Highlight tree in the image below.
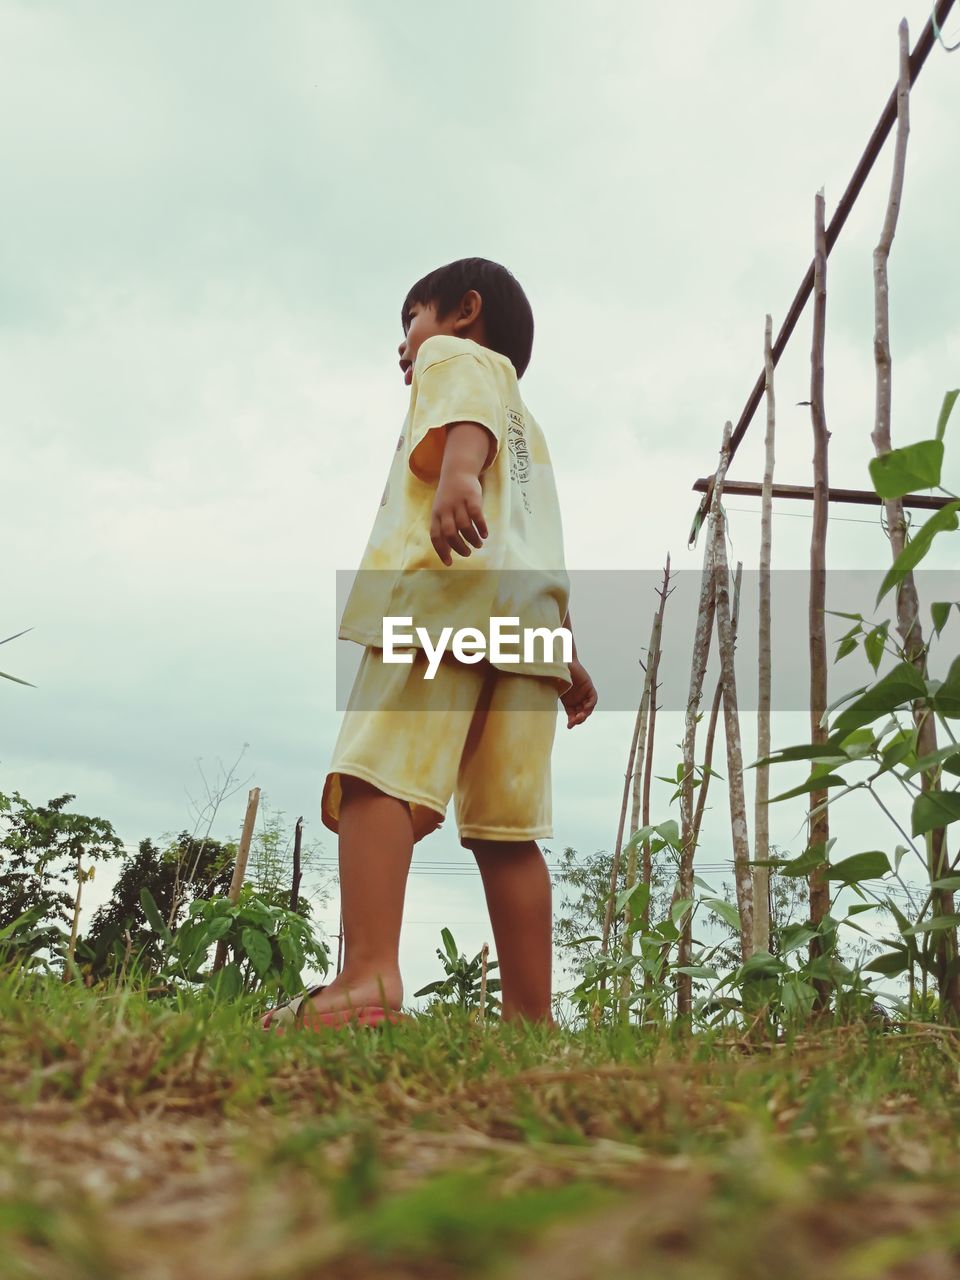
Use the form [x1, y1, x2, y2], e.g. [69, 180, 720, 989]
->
[83, 833, 236, 979]
[551, 844, 672, 986]
[0, 790, 124, 967]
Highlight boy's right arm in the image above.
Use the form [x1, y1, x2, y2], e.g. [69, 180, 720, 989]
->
[429, 421, 495, 566]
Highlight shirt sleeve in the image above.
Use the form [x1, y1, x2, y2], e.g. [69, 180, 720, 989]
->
[408, 347, 504, 484]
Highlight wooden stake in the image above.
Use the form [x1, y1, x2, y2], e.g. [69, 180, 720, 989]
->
[688, 0, 958, 543]
[212, 785, 261, 972]
[691, 478, 952, 511]
[713, 496, 754, 962]
[871, 20, 959, 1020]
[479, 942, 489, 1025]
[677, 429, 730, 1017]
[618, 558, 671, 1021]
[754, 314, 775, 955]
[808, 190, 831, 1007]
[658, 565, 742, 983]
[600, 573, 668, 959]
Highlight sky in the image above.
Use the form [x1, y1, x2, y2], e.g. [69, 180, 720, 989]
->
[2, 1, 959, 1008]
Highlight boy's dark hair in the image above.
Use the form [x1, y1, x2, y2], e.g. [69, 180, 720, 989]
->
[401, 257, 535, 379]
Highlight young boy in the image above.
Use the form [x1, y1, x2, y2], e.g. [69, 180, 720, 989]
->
[264, 257, 596, 1031]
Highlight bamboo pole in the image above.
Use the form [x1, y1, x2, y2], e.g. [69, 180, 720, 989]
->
[691, 478, 953, 511]
[599, 680, 647, 960]
[212, 785, 261, 972]
[641, 563, 672, 932]
[870, 20, 959, 1021]
[808, 190, 831, 1009]
[658, 565, 742, 982]
[618, 559, 671, 1021]
[754, 314, 776, 955]
[692, 564, 743, 848]
[677, 429, 730, 1018]
[600, 577, 666, 960]
[688, 0, 957, 543]
[713, 487, 754, 962]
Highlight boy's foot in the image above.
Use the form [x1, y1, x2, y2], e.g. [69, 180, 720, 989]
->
[262, 972, 404, 1031]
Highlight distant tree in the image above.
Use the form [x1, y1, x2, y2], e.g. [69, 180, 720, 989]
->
[551, 844, 673, 986]
[0, 790, 125, 965]
[83, 832, 236, 978]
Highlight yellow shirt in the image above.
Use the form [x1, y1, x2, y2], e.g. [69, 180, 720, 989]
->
[338, 334, 571, 690]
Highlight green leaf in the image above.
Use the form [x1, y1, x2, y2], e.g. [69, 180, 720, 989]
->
[754, 742, 848, 768]
[739, 951, 787, 978]
[864, 949, 911, 976]
[834, 633, 860, 662]
[778, 923, 818, 955]
[933, 656, 960, 719]
[615, 881, 650, 917]
[241, 927, 273, 979]
[912, 789, 960, 836]
[839, 728, 878, 760]
[140, 888, 172, 943]
[904, 744, 960, 779]
[864, 623, 890, 673]
[877, 502, 960, 605]
[781, 978, 817, 1016]
[671, 897, 694, 925]
[904, 915, 960, 937]
[832, 662, 929, 737]
[879, 732, 917, 774]
[440, 927, 460, 968]
[776, 840, 835, 877]
[209, 961, 242, 1001]
[654, 819, 681, 851]
[676, 965, 718, 979]
[930, 876, 960, 891]
[704, 898, 741, 931]
[931, 602, 954, 637]
[935, 389, 959, 443]
[768, 773, 847, 804]
[204, 915, 234, 942]
[884, 896, 915, 939]
[827, 850, 891, 884]
[869, 439, 944, 498]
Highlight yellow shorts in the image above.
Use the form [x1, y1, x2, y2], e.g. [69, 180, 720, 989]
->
[322, 646, 559, 845]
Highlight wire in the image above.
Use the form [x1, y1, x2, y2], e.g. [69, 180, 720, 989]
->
[725, 505, 884, 527]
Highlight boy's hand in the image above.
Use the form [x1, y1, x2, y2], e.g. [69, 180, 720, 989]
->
[561, 657, 597, 728]
[430, 470, 489, 566]
[430, 422, 494, 566]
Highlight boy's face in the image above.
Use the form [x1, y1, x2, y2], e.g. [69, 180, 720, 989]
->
[398, 299, 449, 387]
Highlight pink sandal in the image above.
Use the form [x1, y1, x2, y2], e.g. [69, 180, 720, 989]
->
[263, 984, 411, 1034]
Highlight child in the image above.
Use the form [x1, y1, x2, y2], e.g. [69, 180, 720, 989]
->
[264, 257, 596, 1032]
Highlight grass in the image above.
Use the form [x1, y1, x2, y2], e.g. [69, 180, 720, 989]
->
[3, 974, 960, 1278]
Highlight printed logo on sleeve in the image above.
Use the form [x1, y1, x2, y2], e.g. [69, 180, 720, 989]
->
[506, 409, 533, 513]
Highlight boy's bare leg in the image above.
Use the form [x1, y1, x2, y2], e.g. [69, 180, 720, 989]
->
[267, 776, 413, 1024]
[466, 838, 556, 1026]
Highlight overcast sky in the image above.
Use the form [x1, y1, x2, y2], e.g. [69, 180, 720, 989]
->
[3, 1, 959, 1005]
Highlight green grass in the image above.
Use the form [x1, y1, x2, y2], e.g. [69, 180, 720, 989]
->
[3, 973, 960, 1278]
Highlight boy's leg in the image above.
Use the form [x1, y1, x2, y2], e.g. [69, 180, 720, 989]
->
[310, 776, 413, 1015]
[266, 776, 414, 1025]
[456, 667, 560, 1027]
[465, 838, 556, 1026]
